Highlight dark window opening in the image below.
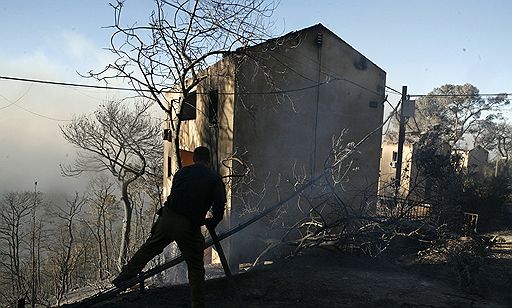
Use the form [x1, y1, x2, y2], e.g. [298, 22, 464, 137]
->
[167, 155, 172, 177]
[167, 149, 194, 177]
[179, 91, 197, 121]
[163, 128, 172, 141]
[392, 151, 398, 162]
[180, 149, 194, 167]
[208, 90, 218, 125]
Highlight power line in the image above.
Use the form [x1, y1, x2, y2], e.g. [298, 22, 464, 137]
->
[3, 74, 512, 102]
[0, 84, 33, 110]
[385, 86, 402, 95]
[0, 75, 139, 92]
[409, 93, 512, 98]
[382, 98, 400, 136]
[14, 103, 70, 122]
[0, 74, 314, 95]
[0, 87, 70, 122]
[0, 74, 377, 96]
[386, 87, 511, 98]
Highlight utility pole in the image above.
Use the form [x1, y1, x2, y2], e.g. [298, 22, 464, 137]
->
[31, 181, 37, 308]
[394, 86, 407, 198]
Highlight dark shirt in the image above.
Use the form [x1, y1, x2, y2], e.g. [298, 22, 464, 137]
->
[167, 163, 226, 227]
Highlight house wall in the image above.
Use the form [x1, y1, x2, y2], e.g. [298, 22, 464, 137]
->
[162, 58, 237, 263]
[453, 148, 469, 170]
[467, 146, 488, 176]
[162, 24, 387, 265]
[230, 24, 386, 262]
[379, 143, 414, 197]
[163, 58, 236, 184]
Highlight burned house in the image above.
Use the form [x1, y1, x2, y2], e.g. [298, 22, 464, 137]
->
[163, 24, 386, 265]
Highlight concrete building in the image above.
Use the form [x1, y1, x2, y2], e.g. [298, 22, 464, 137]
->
[378, 143, 414, 196]
[466, 146, 489, 176]
[163, 24, 386, 264]
[379, 142, 489, 201]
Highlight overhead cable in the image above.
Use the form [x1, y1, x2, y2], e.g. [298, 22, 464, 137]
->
[0, 75, 139, 92]
[385, 86, 402, 95]
[410, 93, 512, 98]
[0, 74, 375, 96]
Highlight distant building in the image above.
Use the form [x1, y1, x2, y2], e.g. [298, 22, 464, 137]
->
[379, 143, 414, 196]
[379, 142, 489, 200]
[163, 24, 386, 264]
[466, 146, 489, 176]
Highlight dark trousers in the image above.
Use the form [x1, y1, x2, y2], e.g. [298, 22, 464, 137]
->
[120, 207, 205, 307]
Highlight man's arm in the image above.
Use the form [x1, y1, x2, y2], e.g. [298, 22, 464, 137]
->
[165, 168, 184, 207]
[207, 178, 227, 228]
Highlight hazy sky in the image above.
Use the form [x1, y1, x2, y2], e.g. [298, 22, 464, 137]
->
[0, 0, 511, 193]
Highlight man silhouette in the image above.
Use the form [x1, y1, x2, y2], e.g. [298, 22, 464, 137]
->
[113, 146, 226, 308]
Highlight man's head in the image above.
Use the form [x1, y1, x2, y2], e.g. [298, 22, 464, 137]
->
[193, 146, 211, 165]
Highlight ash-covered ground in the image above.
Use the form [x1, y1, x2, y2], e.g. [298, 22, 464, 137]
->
[91, 230, 512, 308]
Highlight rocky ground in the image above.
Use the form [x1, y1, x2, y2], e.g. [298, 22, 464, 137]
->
[90, 230, 511, 308]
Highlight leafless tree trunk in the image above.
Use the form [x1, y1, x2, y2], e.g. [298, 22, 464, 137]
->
[0, 191, 34, 306]
[84, 175, 120, 279]
[50, 193, 87, 305]
[60, 100, 162, 268]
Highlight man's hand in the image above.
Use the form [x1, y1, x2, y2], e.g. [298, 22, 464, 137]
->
[157, 199, 169, 215]
[204, 218, 218, 230]
[156, 207, 164, 216]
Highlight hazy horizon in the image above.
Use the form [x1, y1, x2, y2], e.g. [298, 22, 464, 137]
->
[1, 0, 511, 194]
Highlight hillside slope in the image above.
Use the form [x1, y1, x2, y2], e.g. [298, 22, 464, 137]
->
[92, 245, 510, 308]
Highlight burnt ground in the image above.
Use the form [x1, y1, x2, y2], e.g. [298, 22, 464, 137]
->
[92, 229, 512, 308]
